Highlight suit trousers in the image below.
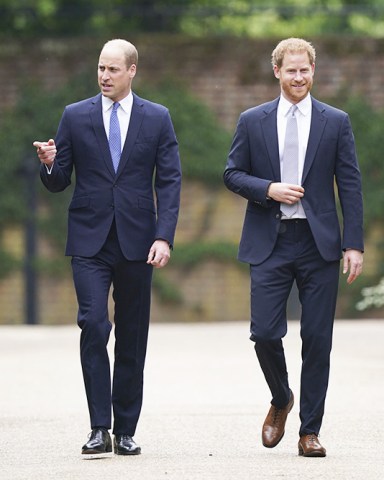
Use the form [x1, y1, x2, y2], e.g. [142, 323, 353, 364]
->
[249, 219, 340, 436]
[71, 221, 153, 435]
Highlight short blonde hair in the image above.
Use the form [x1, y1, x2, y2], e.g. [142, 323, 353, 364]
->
[102, 39, 138, 68]
[271, 38, 316, 68]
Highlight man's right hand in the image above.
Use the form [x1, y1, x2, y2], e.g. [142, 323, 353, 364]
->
[33, 138, 56, 166]
[267, 182, 305, 205]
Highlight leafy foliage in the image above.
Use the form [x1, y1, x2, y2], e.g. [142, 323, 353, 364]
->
[346, 100, 384, 228]
[170, 241, 240, 267]
[327, 95, 384, 229]
[137, 82, 231, 187]
[356, 278, 384, 311]
[2, 1, 384, 38]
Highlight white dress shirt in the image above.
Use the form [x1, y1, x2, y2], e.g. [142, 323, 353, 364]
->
[102, 91, 133, 148]
[277, 94, 312, 219]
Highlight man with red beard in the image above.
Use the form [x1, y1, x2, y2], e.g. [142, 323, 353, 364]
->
[224, 38, 363, 457]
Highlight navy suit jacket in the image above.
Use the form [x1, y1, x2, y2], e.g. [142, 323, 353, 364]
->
[40, 92, 181, 260]
[224, 96, 363, 265]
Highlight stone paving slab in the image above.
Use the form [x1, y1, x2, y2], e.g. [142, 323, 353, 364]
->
[0, 320, 383, 480]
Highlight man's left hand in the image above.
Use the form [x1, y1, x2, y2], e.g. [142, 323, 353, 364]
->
[147, 240, 171, 268]
[343, 249, 363, 284]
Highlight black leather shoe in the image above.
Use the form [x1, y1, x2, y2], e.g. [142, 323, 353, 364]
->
[82, 428, 112, 454]
[114, 435, 141, 455]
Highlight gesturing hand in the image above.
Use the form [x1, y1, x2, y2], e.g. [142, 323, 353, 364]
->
[33, 138, 56, 166]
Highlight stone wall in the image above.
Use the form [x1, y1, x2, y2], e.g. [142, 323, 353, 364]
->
[1, 35, 382, 324]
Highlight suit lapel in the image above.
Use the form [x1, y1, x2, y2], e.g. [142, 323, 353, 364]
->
[89, 94, 116, 178]
[116, 94, 145, 177]
[260, 99, 281, 180]
[302, 98, 327, 184]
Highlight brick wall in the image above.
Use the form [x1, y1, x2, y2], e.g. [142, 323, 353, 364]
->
[2, 36, 384, 129]
[1, 35, 382, 324]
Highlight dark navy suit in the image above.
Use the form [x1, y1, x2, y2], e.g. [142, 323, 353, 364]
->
[41, 92, 181, 435]
[224, 96, 363, 435]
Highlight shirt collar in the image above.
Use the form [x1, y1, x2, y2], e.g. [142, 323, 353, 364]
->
[279, 94, 312, 117]
[102, 91, 133, 113]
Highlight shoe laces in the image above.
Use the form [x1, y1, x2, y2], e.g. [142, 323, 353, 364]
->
[272, 406, 283, 425]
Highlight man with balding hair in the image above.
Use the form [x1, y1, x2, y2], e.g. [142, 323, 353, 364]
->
[34, 39, 181, 456]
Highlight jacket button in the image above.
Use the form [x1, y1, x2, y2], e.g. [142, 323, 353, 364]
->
[276, 213, 280, 219]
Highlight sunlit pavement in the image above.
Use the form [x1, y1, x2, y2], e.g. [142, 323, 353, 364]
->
[1, 320, 383, 480]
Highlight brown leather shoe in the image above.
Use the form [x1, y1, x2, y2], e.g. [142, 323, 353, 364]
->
[262, 391, 294, 448]
[298, 434, 326, 457]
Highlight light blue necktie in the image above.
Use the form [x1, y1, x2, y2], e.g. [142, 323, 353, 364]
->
[281, 104, 299, 218]
[109, 102, 121, 173]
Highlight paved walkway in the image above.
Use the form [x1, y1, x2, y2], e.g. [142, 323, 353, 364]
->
[0, 320, 383, 480]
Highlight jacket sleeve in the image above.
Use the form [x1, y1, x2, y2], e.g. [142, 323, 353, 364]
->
[223, 113, 273, 207]
[40, 107, 73, 193]
[154, 110, 182, 247]
[335, 113, 364, 252]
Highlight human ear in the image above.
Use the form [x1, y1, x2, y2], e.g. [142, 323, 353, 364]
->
[273, 65, 280, 79]
[129, 64, 137, 78]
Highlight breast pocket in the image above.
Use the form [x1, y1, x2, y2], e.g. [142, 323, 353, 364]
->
[135, 135, 156, 145]
[134, 135, 156, 153]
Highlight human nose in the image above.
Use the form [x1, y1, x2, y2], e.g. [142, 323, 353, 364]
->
[101, 69, 110, 80]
